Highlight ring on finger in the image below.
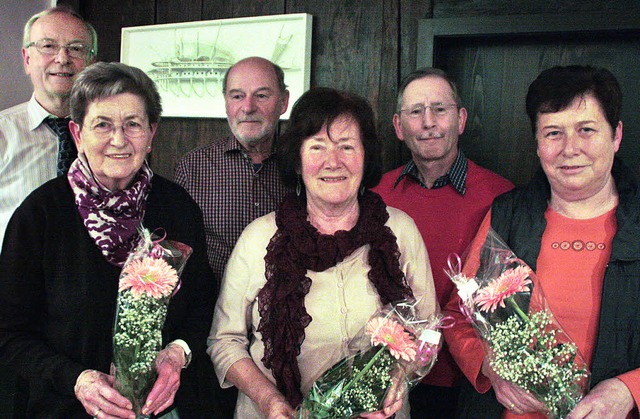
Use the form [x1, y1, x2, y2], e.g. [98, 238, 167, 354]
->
[509, 403, 515, 410]
[94, 407, 101, 418]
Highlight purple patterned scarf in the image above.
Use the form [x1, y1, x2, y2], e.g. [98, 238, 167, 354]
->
[67, 154, 153, 267]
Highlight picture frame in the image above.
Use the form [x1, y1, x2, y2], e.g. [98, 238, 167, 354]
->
[121, 13, 312, 119]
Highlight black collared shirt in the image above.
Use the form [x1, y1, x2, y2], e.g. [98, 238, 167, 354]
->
[393, 150, 468, 195]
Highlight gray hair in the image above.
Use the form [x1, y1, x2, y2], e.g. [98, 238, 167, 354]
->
[70, 62, 162, 125]
[23, 5, 98, 61]
[222, 57, 287, 94]
[396, 67, 462, 113]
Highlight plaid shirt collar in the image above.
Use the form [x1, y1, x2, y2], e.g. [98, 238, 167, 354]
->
[393, 149, 468, 195]
[223, 135, 277, 161]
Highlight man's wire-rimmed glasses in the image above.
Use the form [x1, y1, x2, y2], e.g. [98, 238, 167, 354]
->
[400, 104, 459, 118]
[25, 39, 94, 60]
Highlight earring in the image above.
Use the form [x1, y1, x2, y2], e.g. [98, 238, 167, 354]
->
[146, 145, 152, 151]
[359, 185, 365, 196]
[296, 177, 302, 196]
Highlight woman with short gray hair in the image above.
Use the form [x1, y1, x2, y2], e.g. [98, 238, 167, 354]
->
[0, 62, 215, 418]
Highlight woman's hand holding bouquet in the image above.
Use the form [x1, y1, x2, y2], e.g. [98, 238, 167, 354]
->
[297, 300, 447, 418]
[112, 227, 192, 418]
[446, 228, 590, 418]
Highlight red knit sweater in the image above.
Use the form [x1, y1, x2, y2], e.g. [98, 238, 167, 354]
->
[372, 159, 514, 387]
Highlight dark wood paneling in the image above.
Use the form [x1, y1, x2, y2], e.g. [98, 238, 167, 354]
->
[379, 0, 434, 171]
[399, 0, 433, 75]
[79, 0, 155, 63]
[75, 0, 630, 184]
[58, 0, 80, 12]
[442, 36, 640, 186]
[418, 11, 640, 186]
[433, 0, 632, 17]
[377, 0, 405, 170]
[443, 40, 540, 187]
[288, 0, 402, 169]
[156, 0, 203, 23]
[150, 118, 230, 180]
[202, 0, 285, 19]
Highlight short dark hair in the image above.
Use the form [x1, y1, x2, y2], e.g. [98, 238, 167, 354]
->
[526, 65, 622, 134]
[277, 87, 382, 190]
[70, 62, 162, 126]
[222, 57, 287, 94]
[396, 67, 462, 113]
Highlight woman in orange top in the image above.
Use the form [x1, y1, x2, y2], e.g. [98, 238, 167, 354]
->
[444, 65, 639, 419]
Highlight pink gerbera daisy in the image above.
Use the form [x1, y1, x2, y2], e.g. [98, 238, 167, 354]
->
[366, 317, 417, 361]
[474, 265, 532, 313]
[119, 257, 179, 299]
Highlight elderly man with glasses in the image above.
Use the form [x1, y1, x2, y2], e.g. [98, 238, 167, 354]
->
[0, 4, 97, 248]
[372, 67, 514, 418]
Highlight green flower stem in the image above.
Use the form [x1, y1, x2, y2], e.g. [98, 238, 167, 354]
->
[342, 346, 387, 393]
[507, 297, 530, 324]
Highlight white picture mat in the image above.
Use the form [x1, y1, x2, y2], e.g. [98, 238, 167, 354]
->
[121, 13, 312, 119]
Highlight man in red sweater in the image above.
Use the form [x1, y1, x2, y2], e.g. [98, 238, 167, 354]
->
[372, 68, 514, 418]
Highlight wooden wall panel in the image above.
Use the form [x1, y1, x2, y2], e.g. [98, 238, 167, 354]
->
[433, 29, 640, 186]
[79, 1, 155, 63]
[441, 40, 540, 186]
[385, 0, 434, 170]
[156, 0, 203, 23]
[73, 0, 628, 184]
[433, 0, 631, 17]
[287, 0, 403, 169]
[202, 0, 285, 19]
[377, 1, 404, 170]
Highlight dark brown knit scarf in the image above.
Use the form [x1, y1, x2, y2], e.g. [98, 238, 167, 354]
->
[258, 190, 414, 407]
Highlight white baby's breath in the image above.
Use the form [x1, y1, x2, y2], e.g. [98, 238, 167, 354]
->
[487, 310, 589, 418]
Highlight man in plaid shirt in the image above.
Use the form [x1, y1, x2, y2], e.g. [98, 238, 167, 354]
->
[174, 56, 291, 418]
[175, 56, 291, 287]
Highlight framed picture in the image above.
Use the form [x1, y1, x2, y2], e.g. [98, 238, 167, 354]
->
[121, 13, 312, 119]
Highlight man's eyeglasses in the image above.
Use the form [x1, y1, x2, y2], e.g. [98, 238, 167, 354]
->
[26, 39, 94, 59]
[400, 104, 459, 118]
[89, 121, 148, 139]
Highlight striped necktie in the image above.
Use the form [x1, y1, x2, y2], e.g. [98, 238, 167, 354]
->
[45, 117, 77, 176]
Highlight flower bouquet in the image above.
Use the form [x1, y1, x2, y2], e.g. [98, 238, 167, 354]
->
[447, 228, 590, 418]
[297, 300, 445, 418]
[112, 227, 192, 418]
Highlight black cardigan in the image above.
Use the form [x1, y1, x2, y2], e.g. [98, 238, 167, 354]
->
[0, 175, 217, 418]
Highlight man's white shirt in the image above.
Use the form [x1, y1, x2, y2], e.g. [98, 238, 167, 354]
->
[0, 95, 58, 248]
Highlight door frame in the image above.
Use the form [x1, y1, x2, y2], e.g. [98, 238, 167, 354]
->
[417, 11, 640, 67]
